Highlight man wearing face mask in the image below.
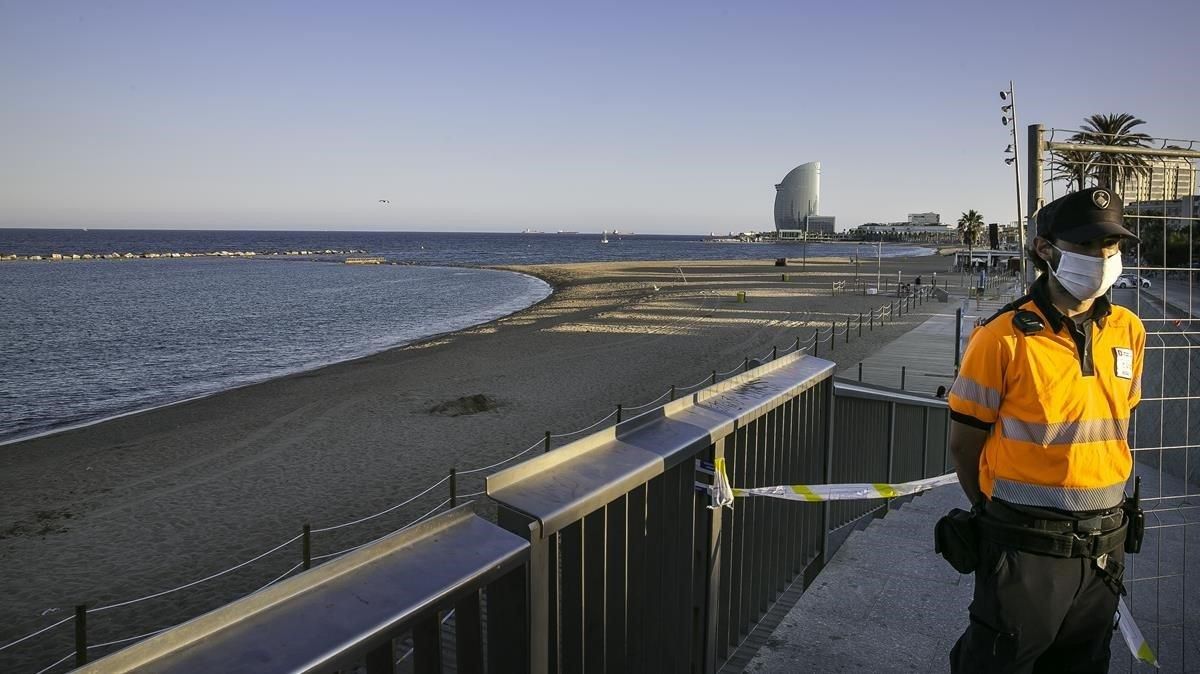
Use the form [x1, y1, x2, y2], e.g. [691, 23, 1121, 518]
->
[942, 187, 1146, 672]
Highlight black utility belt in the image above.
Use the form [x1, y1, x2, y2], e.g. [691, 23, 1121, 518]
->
[977, 515, 1126, 559]
[983, 503, 1123, 535]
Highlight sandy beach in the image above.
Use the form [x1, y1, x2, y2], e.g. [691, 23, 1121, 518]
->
[0, 253, 959, 670]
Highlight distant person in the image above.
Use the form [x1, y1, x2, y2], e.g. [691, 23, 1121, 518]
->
[914, 275, 921, 286]
[941, 188, 1146, 671]
[934, 385, 946, 399]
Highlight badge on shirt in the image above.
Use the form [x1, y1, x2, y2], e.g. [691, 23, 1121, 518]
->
[1114, 347, 1133, 379]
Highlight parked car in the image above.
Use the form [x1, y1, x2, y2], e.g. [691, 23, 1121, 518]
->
[1114, 275, 1152, 289]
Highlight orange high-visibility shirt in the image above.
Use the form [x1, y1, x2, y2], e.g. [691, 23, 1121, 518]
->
[949, 282, 1145, 511]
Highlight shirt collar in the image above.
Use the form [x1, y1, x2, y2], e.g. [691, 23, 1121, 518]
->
[1030, 275, 1111, 333]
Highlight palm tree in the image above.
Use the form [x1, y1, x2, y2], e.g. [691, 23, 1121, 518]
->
[1047, 147, 1098, 191]
[957, 210, 984, 252]
[1069, 113, 1152, 193]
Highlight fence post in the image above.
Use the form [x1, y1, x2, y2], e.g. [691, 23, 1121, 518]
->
[544, 431, 551, 453]
[858, 362, 863, 381]
[830, 327, 835, 352]
[772, 345, 778, 360]
[858, 313, 863, 337]
[743, 357, 750, 372]
[813, 329, 819, 356]
[702, 436, 728, 670]
[845, 317, 850, 343]
[711, 370, 717, 385]
[954, 308, 963, 368]
[901, 366, 907, 390]
[821, 379, 837, 564]
[616, 404, 622, 423]
[870, 311, 874, 331]
[303, 524, 311, 570]
[886, 402, 897, 511]
[75, 604, 87, 667]
[450, 468, 457, 508]
[670, 384, 676, 401]
[794, 335, 801, 351]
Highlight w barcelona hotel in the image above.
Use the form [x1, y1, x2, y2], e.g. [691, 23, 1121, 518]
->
[773, 161, 835, 238]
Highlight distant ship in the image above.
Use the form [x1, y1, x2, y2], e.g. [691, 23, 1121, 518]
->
[601, 231, 609, 244]
[521, 228, 543, 234]
[556, 230, 579, 234]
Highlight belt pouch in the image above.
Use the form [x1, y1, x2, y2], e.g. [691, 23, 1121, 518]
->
[935, 508, 979, 574]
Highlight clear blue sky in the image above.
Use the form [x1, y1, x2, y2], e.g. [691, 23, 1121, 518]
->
[2, 0, 1196, 233]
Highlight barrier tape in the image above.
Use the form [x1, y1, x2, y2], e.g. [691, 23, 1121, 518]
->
[1117, 596, 1159, 668]
[696, 460, 1158, 666]
[695, 460, 958, 504]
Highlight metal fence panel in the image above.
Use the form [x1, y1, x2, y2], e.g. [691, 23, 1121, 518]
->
[1033, 126, 1200, 672]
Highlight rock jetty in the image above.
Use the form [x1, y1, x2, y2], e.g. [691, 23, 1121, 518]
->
[0, 249, 369, 263]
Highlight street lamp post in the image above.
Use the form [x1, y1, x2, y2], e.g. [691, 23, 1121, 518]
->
[1001, 82, 1027, 291]
[875, 237, 882, 291]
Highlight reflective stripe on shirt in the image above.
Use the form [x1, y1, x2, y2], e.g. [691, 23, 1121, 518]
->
[950, 375, 1001, 412]
[1000, 417, 1129, 446]
[992, 478, 1127, 511]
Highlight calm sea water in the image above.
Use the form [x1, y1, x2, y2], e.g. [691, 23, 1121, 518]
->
[0, 229, 932, 443]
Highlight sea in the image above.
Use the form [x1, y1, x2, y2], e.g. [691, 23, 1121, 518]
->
[0, 229, 933, 444]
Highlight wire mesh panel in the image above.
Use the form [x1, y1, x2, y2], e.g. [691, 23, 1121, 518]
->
[1034, 126, 1200, 672]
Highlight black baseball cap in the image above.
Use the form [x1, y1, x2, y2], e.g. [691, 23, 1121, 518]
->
[1036, 187, 1139, 243]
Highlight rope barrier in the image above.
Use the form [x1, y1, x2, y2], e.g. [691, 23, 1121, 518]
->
[34, 651, 74, 674]
[622, 388, 672, 412]
[310, 498, 454, 563]
[250, 562, 305, 596]
[457, 437, 544, 476]
[550, 408, 619, 439]
[87, 533, 304, 614]
[714, 363, 743, 377]
[310, 476, 450, 534]
[89, 625, 172, 651]
[0, 615, 74, 652]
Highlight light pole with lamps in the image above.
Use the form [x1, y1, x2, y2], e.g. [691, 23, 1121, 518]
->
[1001, 82, 1027, 290]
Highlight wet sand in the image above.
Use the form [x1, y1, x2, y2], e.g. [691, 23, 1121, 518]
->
[0, 252, 957, 669]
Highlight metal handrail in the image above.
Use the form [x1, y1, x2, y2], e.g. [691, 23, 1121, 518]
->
[81, 505, 528, 673]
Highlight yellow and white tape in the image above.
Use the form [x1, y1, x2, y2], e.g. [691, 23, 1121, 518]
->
[695, 458, 958, 505]
[1117, 596, 1159, 668]
[732, 472, 960, 502]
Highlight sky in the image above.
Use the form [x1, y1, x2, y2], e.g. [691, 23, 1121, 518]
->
[1, 0, 1197, 234]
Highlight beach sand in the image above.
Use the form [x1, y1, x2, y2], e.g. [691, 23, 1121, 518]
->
[0, 253, 960, 669]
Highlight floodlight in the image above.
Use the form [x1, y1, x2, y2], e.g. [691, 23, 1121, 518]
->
[1002, 116, 1009, 126]
[1005, 157, 1015, 165]
[1000, 91, 1008, 100]
[1005, 144, 1013, 152]
[1001, 104, 1013, 113]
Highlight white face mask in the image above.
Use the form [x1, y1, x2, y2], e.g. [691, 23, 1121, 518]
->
[1050, 245, 1123, 300]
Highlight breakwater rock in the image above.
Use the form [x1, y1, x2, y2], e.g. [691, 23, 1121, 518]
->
[0, 249, 369, 262]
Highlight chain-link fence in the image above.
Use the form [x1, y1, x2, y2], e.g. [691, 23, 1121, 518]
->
[1030, 125, 1200, 672]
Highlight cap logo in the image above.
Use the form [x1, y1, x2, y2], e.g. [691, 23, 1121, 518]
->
[1092, 190, 1110, 209]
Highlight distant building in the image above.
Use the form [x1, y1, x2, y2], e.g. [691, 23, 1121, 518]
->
[1124, 195, 1200, 228]
[907, 212, 941, 226]
[855, 223, 957, 243]
[1116, 158, 1196, 203]
[778, 215, 836, 239]
[774, 162, 821, 232]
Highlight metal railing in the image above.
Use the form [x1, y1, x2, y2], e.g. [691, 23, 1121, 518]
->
[81, 505, 529, 673]
[78, 351, 951, 673]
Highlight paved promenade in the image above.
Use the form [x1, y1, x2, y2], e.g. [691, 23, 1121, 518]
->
[746, 290, 1198, 673]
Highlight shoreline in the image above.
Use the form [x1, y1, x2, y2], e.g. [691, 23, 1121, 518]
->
[0, 254, 956, 670]
[0, 265, 555, 448]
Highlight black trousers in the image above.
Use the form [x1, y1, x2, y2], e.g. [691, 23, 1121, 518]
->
[950, 538, 1124, 673]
